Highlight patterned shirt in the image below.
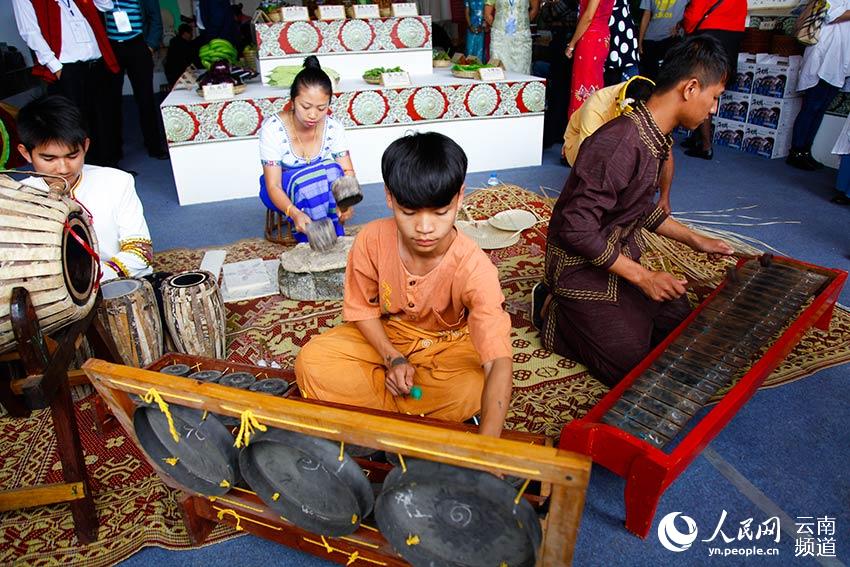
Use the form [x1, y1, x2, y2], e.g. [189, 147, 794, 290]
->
[259, 114, 349, 169]
[105, 0, 144, 41]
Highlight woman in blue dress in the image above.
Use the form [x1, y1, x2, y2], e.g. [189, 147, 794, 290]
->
[465, 0, 487, 61]
[259, 56, 357, 242]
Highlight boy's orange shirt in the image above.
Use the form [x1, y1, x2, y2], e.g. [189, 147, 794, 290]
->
[343, 218, 512, 364]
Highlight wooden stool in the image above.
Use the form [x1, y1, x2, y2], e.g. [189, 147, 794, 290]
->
[264, 209, 296, 246]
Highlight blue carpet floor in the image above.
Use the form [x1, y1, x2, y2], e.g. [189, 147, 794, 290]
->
[113, 108, 849, 566]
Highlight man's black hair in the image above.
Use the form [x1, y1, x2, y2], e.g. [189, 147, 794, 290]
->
[177, 23, 193, 36]
[654, 35, 729, 94]
[625, 76, 654, 103]
[291, 55, 332, 100]
[381, 132, 467, 209]
[17, 95, 88, 152]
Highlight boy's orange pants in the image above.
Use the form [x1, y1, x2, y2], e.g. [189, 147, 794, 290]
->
[295, 319, 483, 422]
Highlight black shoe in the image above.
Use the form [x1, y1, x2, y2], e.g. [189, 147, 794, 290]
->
[803, 151, 824, 169]
[531, 281, 550, 331]
[786, 150, 816, 171]
[680, 135, 700, 149]
[684, 147, 713, 160]
[831, 193, 850, 205]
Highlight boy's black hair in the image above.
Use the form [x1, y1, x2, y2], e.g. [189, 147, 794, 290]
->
[17, 95, 88, 152]
[625, 76, 654, 103]
[291, 55, 332, 100]
[381, 132, 467, 209]
[654, 35, 729, 94]
[177, 23, 193, 36]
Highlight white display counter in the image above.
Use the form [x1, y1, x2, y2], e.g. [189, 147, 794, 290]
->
[161, 68, 546, 205]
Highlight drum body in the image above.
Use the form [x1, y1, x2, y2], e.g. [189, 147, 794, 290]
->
[161, 271, 226, 359]
[0, 175, 99, 353]
[97, 278, 163, 367]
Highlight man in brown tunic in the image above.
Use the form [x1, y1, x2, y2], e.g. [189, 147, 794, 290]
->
[539, 36, 736, 386]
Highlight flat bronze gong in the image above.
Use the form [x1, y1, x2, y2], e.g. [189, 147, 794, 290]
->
[375, 459, 542, 567]
[239, 429, 374, 536]
[134, 404, 239, 496]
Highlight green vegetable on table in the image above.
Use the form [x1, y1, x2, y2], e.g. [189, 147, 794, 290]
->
[452, 63, 496, 72]
[363, 66, 403, 79]
[433, 51, 451, 61]
[266, 65, 341, 88]
[199, 39, 238, 70]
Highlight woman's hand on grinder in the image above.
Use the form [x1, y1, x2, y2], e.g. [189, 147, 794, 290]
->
[293, 209, 312, 234]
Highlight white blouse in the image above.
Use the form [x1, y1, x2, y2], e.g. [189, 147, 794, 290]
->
[797, 0, 850, 93]
[832, 112, 850, 155]
[259, 113, 349, 169]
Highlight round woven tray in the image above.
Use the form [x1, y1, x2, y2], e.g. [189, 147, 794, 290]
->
[363, 75, 381, 85]
[433, 59, 453, 68]
[451, 69, 479, 79]
[456, 220, 520, 249]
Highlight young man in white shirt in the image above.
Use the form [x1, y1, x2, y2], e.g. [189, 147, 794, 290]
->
[17, 95, 154, 281]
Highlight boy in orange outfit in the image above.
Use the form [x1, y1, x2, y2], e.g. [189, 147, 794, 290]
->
[295, 132, 513, 437]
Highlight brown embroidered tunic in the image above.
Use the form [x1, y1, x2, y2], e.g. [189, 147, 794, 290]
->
[542, 102, 689, 386]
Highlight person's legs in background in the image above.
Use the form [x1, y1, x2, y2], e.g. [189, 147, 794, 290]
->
[112, 37, 169, 161]
[787, 80, 841, 171]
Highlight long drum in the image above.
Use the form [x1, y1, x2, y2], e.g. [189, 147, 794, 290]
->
[0, 175, 99, 353]
[161, 271, 226, 358]
[97, 278, 163, 367]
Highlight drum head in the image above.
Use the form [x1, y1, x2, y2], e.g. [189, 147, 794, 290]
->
[239, 429, 374, 536]
[375, 459, 542, 567]
[101, 278, 143, 300]
[134, 405, 238, 496]
[219, 372, 256, 389]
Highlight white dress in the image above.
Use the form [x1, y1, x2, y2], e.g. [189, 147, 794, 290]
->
[832, 113, 850, 155]
[797, 0, 850, 92]
[24, 165, 153, 281]
[258, 114, 349, 168]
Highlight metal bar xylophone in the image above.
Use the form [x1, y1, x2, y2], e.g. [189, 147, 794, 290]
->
[559, 254, 847, 538]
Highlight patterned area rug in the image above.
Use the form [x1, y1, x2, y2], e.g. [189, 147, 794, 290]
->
[2, 184, 848, 566]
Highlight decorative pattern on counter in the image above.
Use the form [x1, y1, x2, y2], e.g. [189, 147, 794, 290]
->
[163, 81, 545, 144]
[256, 17, 432, 57]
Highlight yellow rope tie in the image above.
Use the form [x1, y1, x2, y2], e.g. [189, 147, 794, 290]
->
[192, 363, 202, 371]
[340, 536, 380, 550]
[259, 372, 268, 379]
[216, 508, 244, 531]
[359, 523, 379, 533]
[351, 514, 358, 524]
[339, 442, 345, 462]
[397, 454, 407, 473]
[163, 457, 179, 466]
[223, 367, 231, 374]
[405, 534, 420, 546]
[220, 479, 231, 489]
[500, 562, 508, 567]
[513, 478, 531, 505]
[272, 492, 281, 501]
[346, 551, 360, 565]
[143, 388, 180, 443]
[320, 535, 334, 553]
[208, 496, 217, 503]
[212, 506, 283, 531]
[229, 486, 256, 495]
[212, 496, 264, 513]
[233, 409, 268, 448]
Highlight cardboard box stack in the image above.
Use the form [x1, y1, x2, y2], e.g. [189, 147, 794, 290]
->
[713, 53, 802, 159]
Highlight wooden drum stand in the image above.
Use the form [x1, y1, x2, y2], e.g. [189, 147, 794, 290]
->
[0, 288, 120, 544]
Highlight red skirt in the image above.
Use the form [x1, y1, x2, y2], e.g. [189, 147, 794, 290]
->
[568, 31, 610, 118]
